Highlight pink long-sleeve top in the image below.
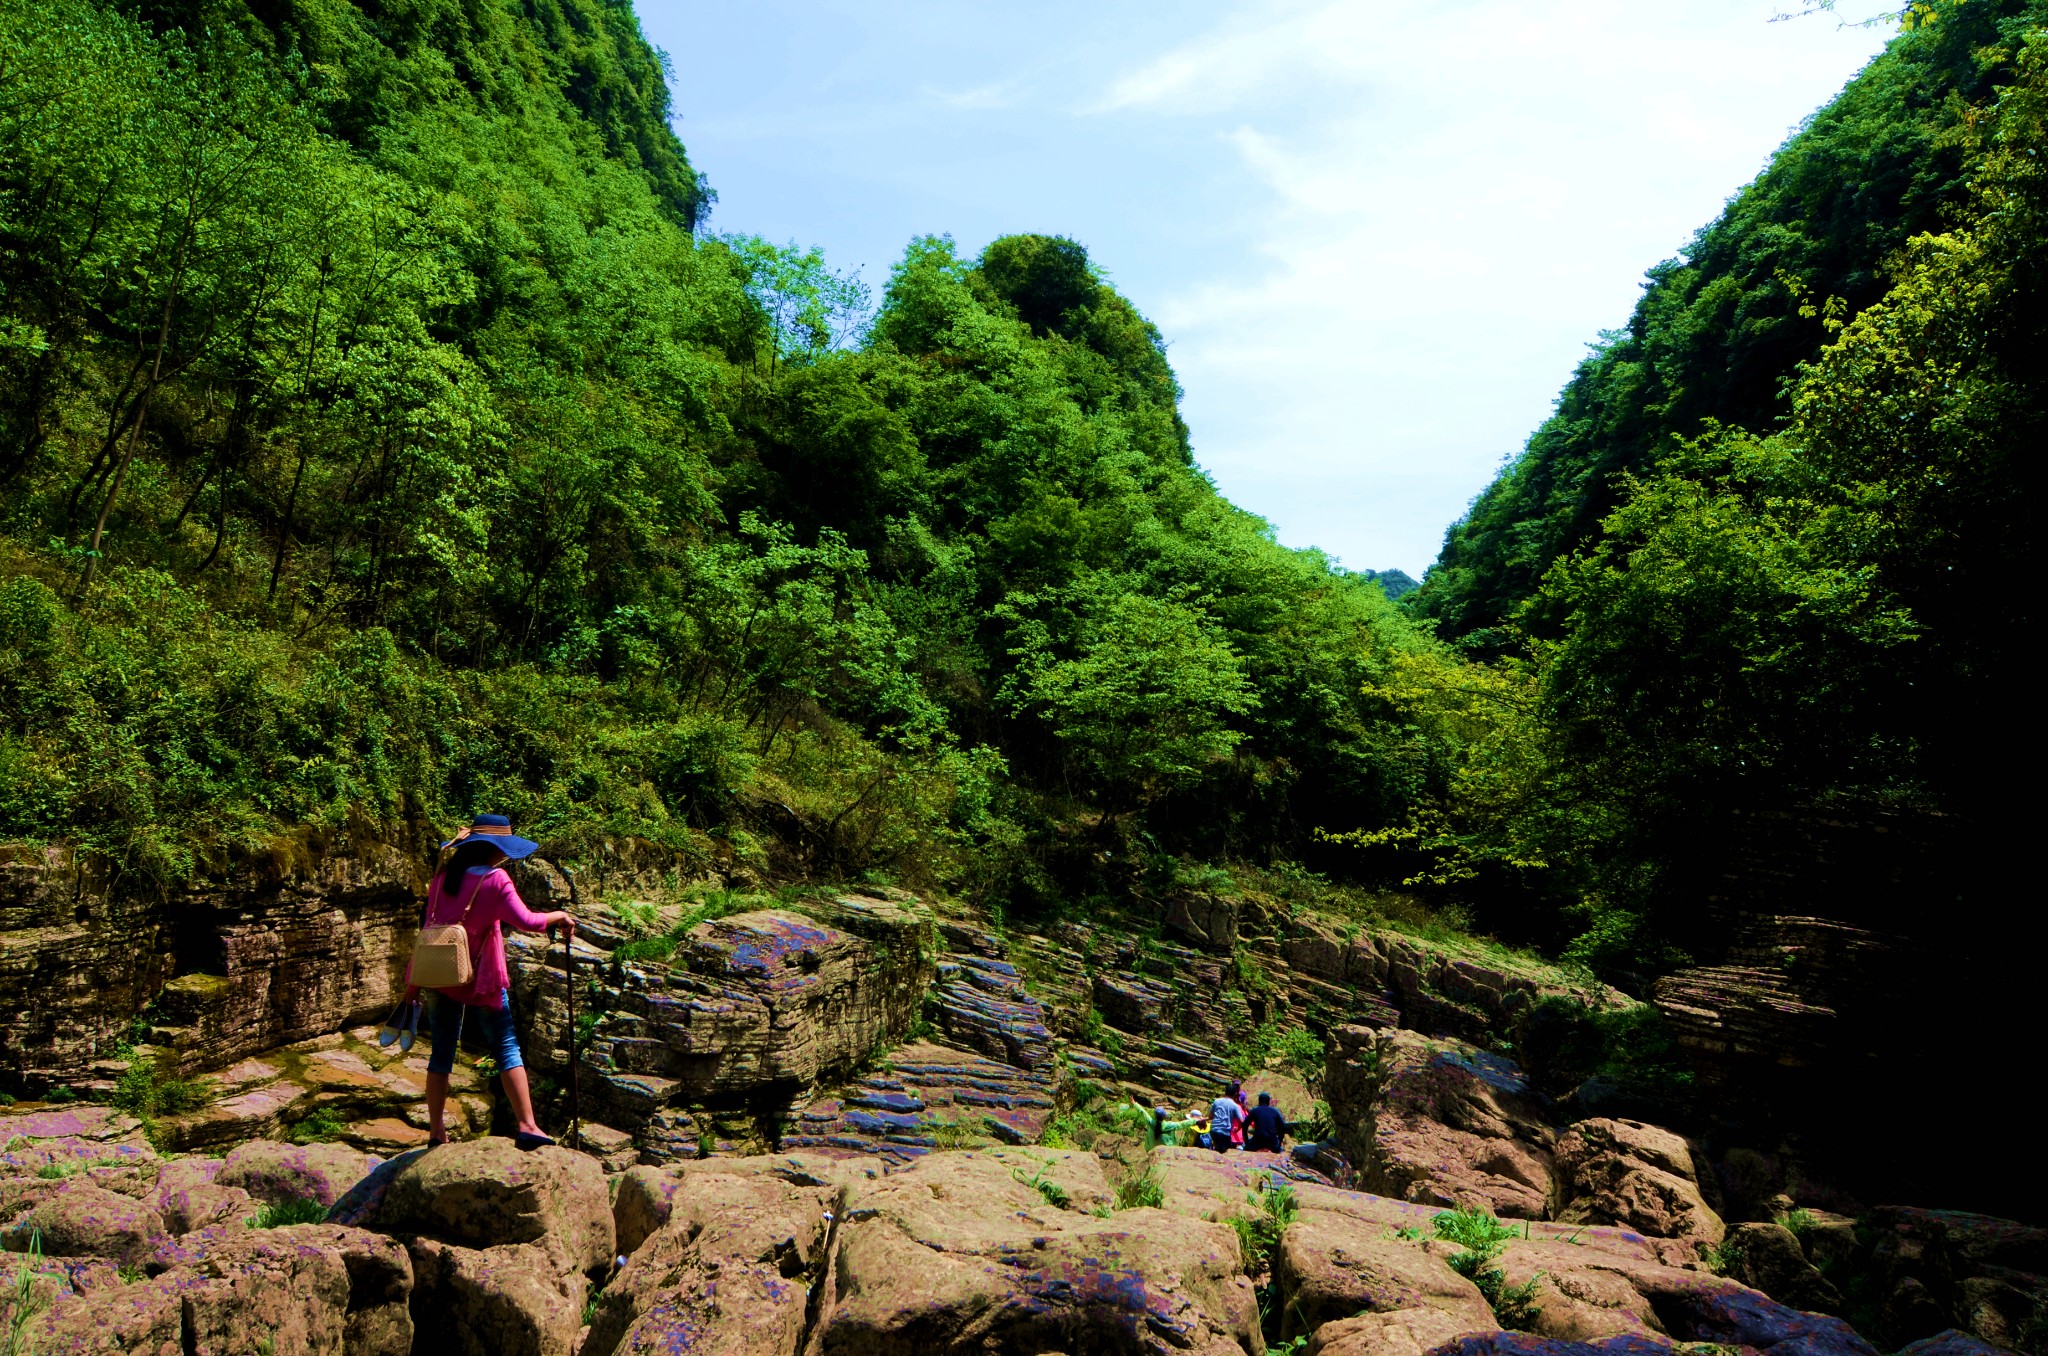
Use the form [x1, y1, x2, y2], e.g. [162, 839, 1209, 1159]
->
[410, 866, 551, 1009]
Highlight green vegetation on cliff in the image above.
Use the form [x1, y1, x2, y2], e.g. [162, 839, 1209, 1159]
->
[0, 0, 1455, 903]
[1383, 1, 2042, 969]
[1, 0, 2038, 1009]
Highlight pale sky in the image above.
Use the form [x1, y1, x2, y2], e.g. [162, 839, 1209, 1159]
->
[638, 1, 1894, 577]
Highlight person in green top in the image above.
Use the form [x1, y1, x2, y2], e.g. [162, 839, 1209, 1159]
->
[1128, 1100, 1205, 1149]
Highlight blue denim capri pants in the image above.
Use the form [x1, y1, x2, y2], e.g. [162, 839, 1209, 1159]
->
[425, 989, 523, 1075]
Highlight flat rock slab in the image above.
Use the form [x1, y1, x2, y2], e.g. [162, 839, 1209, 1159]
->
[822, 1148, 1256, 1356]
[0, 1105, 144, 1142]
[783, 1040, 1057, 1165]
[152, 1023, 483, 1153]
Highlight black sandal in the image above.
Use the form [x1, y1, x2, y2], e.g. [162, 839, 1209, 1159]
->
[514, 1131, 556, 1151]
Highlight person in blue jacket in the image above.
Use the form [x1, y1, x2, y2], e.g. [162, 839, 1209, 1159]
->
[1246, 1091, 1288, 1153]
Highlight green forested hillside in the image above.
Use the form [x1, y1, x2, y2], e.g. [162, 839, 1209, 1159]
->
[1411, 0, 2038, 653]
[2, 0, 2039, 997]
[0, 0, 1453, 905]
[1396, 1, 2041, 968]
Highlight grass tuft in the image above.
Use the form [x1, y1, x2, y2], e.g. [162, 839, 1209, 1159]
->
[249, 1197, 331, 1229]
[1432, 1207, 1542, 1329]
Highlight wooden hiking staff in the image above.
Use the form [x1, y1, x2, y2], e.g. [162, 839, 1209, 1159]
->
[559, 864, 581, 1151]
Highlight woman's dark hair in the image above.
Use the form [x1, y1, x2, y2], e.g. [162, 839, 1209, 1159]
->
[1153, 1109, 1167, 1141]
[440, 840, 504, 897]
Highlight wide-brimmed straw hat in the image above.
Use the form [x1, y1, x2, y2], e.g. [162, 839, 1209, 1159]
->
[439, 813, 539, 859]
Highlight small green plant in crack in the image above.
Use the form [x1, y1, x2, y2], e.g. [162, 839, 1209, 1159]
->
[928, 1117, 992, 1150]
[1114, 1165, 1165, 1211]
[250, 1197, 331, 1228]
[1010, 1155, 1071, 1209]
[3, 1228, 50, 1356]
[289, 1107, 348, 1145]
[581, 1270, 613, 1328]
[1232, 1174, 1301, 1344]
[1231, 1174, 1299, 1266]
[1433, 1207, 1542, 1330]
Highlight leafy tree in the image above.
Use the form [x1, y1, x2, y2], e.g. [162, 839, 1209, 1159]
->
[1000, 586, 1256, 807]
[720, 234, 874, 365]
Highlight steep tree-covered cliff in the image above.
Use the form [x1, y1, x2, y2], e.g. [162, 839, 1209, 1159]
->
[0, 0, 1451, 904]
[1393, 0, 2040, 965]
[1410, 0, 2040, 652]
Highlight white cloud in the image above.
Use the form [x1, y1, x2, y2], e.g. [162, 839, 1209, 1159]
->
[1088, 0, 1890, 573]
[644, 0, 1892, 577]
[926, 77, 1031, 110]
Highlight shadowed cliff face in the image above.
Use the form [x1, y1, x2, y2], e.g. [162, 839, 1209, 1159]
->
[0, 824, 429, 1090]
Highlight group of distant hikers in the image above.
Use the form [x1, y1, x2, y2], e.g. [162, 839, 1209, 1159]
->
[1136, 1082, 1291, 1154]
[395, 813, 1295, 1160]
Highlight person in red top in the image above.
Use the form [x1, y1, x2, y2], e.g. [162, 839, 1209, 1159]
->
[401, 815, 576, 1151]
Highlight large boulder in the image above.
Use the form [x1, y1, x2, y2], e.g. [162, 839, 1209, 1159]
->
[586, 1164, 837, 1356]
[611, 1152, 879, 1259]
[1334, 1030, 1557, 1219]
[155, 1182, 255, 1235]
[377, 1139, 613, 1276]
[555, 898, 936, 1125]
[1897, 1333, 2013, 1356]
[217, 1139, 382, 1207]
[819, 1147, 1256, 1355]
[0, 1180, 167, 1265]
[1307, 1308, 1498, 1356]
[24, 1221, 411, 1356]
[611, 1165, 683, 1258]
[184, 1224, 412, 1356]
[408, 1236, 585, 1356]
[1845, 1205, 2048, 1350]
[1723, 1221, 1843, 1315]
[1489, 1235, 1877, 1356]
[1274, 1213, 1496, 1341]
[1163, 891, 1240, 953]
[16, 1265, 189, 1355]
[1552, 1119, 1722, 1256]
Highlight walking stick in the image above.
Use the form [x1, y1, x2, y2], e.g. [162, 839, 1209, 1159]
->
[561, 866, 581, 1151]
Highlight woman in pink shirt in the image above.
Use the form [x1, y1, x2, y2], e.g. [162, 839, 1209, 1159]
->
[402, 815, 576, 1151]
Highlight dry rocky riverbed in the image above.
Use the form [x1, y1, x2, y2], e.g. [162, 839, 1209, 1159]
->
[3, 841, 2043, 1355]
[2, 1101, 2033, 1356]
